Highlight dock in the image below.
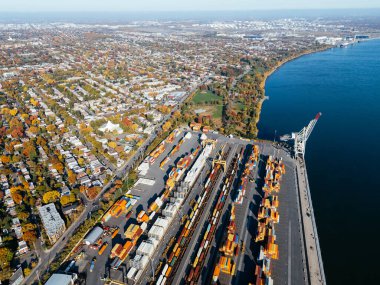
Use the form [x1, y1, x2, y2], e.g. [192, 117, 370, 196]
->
[296, 159, 326, 285]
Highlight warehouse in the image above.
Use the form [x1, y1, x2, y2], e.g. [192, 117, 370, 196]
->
[84, 226, 104, 245]
[45, 273, 77, 285]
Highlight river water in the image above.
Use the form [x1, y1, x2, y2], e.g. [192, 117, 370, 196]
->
[258, 40, 380, 284]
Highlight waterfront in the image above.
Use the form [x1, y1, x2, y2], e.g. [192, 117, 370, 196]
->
[259, 39, 380, 284]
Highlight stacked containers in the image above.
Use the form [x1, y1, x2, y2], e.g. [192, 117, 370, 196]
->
[254, 156, 284, 284]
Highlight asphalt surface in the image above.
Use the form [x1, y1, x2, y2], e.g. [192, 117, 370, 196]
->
[270, 152, 306, 285]
[232, 144, 307, 285]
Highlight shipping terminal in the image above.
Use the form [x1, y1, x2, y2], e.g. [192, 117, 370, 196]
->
[59, 115, 326, 285]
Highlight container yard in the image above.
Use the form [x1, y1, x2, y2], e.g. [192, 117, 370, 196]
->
[253, 156, 285, 284]
[64, 129, 310, 285]
[185, 147, 244, 284]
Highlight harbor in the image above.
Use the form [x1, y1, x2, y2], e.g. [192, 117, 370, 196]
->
[56, 126, 325, 285]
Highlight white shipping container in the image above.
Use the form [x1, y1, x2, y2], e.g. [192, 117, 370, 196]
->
[136, 241, 156, 258]
[155, 197, 163, 207]
[184, 144, 213, 188]
[155, 217, 169, 231]
[149, 211, 156, 221]
[189, 219, 194, 229]
[205, 178, 210, 188]
[127, 267, 137, 279]
[157, 275, 164, 285]
[162, 264, 169, 276]
[197, 247, 202, 258]
[148, 225, 164, 240]
[141, 222, 148, 231]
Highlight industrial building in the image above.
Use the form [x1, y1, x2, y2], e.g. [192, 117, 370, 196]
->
[83, 226, 104, 245]
[45, 273, 77, 285]
[38, 203, 66, 244]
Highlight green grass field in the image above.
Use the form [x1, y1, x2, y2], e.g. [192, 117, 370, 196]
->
[233, 101, 245, 111]
[212, 105, 223, 119]
[192, 90, 223, 104]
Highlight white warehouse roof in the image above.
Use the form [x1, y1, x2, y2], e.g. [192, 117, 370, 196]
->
[45, 273, 77, 285]
[84, 226, 103, 245]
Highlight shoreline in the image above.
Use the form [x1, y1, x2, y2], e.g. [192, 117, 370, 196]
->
[254, 45, 332, 135]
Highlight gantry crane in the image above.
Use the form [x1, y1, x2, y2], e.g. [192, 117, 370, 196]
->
[280, 113, 322, 158]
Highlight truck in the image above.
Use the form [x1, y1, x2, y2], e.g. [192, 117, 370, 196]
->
[90, 257, 96, 272]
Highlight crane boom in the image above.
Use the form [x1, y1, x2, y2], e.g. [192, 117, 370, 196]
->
[280, 113, 322, 158]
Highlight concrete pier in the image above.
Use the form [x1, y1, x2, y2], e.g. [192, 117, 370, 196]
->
[296, 158, 326, 285]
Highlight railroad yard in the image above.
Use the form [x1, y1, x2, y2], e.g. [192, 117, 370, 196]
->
[61, 128, 306, 285]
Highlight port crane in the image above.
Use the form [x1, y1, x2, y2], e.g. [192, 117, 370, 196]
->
[280, 113, 322, 158]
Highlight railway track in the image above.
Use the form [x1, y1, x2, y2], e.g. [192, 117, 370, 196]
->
[185, 146, 245, 284]
[152, 145, 231, 285]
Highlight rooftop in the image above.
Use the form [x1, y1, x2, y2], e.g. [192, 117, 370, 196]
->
[38, 203, 65, 239]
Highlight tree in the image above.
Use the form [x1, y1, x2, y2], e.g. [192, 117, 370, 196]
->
[77, 157, 85, 166]
[53, 162, 64, 174]
[0, 247, 13, 270]
[12, 192, 23, 205]
[17, 211, 30, 220]
[28, 126, 38, 134]
[46, 124, 56, 132]
[0, 155, 10, 164]
[162, 121, 172, 132]
[79, 185, 88, 193]
[67, 170, 76, 185]
[9, 108, 18, 116]
[108, 141, 117, 149]
[23, 231, 37, 243]
[60, 194, 76, 206]
[23, 267, 31, 276]
[23, 223, 36, 232]
[42, 191, 60, 204]
[86, 186, 101, 200]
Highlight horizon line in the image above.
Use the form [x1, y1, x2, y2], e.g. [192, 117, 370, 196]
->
[1, 7, 380, 13]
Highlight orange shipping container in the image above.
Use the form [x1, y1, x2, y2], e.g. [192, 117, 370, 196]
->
[111, 228, 119, 239]
[165, 266, 172, 277]
[98, 243, 108, 255]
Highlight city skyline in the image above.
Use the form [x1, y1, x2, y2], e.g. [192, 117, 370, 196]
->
[1, 0, 380, 12]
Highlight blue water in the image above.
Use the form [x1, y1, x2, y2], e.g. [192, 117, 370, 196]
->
[259, 40, 380, 284]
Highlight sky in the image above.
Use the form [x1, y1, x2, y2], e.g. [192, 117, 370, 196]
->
[1, 0, 380, 12]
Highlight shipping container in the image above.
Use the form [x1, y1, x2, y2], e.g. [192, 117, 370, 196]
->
[162, 264, 169, 276]
[98, 242, 108, 255]
[111, 228, 119, 239]
[165, 266, 172, 277]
